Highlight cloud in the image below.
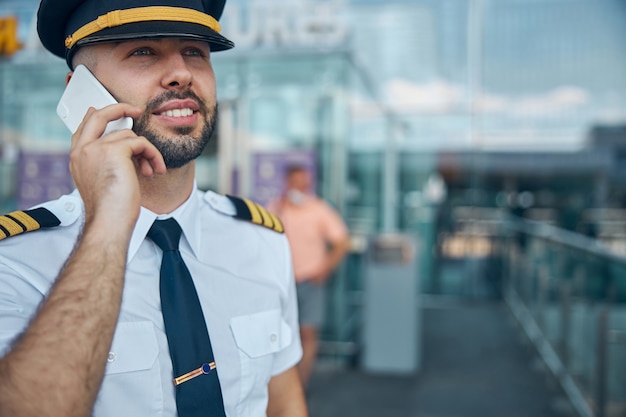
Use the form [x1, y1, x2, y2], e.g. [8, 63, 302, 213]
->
[511, 86, 589, 117]
[381, 78, 590, 117]
[474, 94, 509, 112]
[344, 90, 386, 119]
[384, 79, 463, 113]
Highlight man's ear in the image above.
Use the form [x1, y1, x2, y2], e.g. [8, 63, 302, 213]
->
[65, 72, 73, 86]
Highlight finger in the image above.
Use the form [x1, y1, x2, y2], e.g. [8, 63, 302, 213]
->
[133, 155, 152, 177]
[75, 103, 143, 144]
[125, 136, 166, 175]
[73, 131, 164, 176]
[71, 107, 97, 147]
[137, 157, 156, 177]
[98, 128, 137, 143]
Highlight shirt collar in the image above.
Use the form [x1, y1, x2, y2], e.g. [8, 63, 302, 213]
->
[127, 186, 203, 263]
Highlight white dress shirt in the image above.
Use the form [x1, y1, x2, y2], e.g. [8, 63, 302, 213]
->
[0, 187, 302, 417]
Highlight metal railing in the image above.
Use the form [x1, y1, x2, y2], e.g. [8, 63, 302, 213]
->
[502, 218, 626, 417]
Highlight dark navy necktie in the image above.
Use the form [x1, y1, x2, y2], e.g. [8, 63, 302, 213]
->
[148, 218, 227, 417]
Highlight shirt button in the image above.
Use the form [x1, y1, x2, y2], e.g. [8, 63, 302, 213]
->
[270, 333, 278, 343]
[107, 352, 116, 363]
[64, 201, 76, 212]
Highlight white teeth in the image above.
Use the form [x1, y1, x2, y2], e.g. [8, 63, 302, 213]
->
[162, 108, 193, 117]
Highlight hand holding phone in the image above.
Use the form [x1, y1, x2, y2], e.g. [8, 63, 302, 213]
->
[56, 64, 133, 135]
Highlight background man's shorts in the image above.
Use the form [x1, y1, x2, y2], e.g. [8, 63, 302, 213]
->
[296, 280, 326, 328]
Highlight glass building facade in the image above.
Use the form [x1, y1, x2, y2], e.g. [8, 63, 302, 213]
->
[3, 0, 624, 227]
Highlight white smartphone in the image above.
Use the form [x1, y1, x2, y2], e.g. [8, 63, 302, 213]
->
[56, 64, 133, 135]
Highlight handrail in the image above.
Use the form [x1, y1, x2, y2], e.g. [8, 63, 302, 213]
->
[500, 215, 626, 417]
[504, 216, 626, 264]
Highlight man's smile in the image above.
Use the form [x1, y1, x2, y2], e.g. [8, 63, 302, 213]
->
[158, 108, 194, 117]
[152, 99, 201, 124]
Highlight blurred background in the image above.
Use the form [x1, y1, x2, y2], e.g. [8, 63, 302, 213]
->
[2, 0, 626, 416]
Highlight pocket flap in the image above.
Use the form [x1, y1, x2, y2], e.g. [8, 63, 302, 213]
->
[105, 321, 159, 375]
[230, 309, 292, 358]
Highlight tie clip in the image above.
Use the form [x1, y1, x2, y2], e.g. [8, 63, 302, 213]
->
[174, 362, 216, 386]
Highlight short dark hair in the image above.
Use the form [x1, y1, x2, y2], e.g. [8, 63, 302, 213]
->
[285, 164, 307, 178]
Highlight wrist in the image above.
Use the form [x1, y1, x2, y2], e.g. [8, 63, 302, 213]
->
[81, 216, 134, 252]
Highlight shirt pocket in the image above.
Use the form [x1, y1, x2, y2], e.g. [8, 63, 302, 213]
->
[230, 309, 292, 403]
[93, 321, 163, 417]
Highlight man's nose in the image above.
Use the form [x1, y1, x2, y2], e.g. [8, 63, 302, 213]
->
[161, 54, 193, 89]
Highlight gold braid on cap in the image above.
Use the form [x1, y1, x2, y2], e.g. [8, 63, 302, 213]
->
[65, 6, 222, 49]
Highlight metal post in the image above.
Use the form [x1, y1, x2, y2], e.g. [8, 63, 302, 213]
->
[505, 235, 516, 298]
[217, 101, 236, 194]
[507, 234, 520, 297]
[520, 243, 531, 303]
[467, 0, 485, 148]
[559, 281, 571, 369]
[595, 305, 609, 417]
[536, 266, 548, 331]
[381, 119, 399, 233]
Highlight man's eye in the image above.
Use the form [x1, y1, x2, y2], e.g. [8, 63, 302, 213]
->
[131, 48, 152, 56]
[184, 48, 207, 57]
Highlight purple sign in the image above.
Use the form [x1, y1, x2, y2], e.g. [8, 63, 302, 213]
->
[251, 150, 317, 207]
[18, 151, 73, 209]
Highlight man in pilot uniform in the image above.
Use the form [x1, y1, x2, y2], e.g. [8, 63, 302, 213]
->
[0, 1, 307, 416]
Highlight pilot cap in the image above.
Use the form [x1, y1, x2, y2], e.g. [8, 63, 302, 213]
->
[37, 0, 234, 68]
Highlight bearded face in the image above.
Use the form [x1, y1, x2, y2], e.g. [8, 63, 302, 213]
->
[133, 90, 217, 169]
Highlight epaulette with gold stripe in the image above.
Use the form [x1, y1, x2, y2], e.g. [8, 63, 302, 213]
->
[226, 195, 284, 234]
[0, 207, 61, 241]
